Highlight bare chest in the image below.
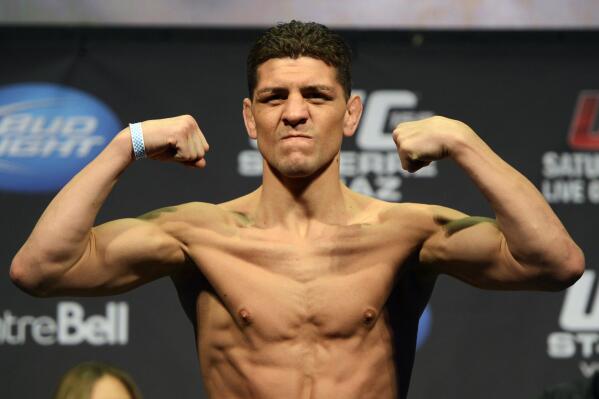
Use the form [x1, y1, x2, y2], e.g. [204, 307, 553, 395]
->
[183, 224, 417, 342]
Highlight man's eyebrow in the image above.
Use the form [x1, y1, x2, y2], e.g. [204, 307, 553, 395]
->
[302, 85, 335, 93]
[255, 87, 288, 96]
[255, 85, 336, 96]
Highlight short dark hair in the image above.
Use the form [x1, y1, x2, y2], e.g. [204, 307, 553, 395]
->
[247, 20, 352, 99]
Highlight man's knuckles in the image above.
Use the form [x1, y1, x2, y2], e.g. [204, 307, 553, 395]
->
[400, 157, 428, 173]
[177, 114, 198, 131]
[139, 115, 208, 166]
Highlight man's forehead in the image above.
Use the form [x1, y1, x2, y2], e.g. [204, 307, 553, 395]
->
[255, 57, 340, 90]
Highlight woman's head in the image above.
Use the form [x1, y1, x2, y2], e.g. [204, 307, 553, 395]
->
[53, 362, 142, 399]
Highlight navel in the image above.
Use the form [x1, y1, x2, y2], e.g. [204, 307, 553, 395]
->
[238, 308, 253, 326]
[362, 307, 377, 327]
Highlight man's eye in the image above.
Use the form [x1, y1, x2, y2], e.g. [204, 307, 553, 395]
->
[261, 96, 283, 104]
[306, 93, 331, 102]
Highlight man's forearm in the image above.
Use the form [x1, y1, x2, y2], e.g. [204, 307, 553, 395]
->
[450, 130, 584, 276]
[11, 129, 134, 287]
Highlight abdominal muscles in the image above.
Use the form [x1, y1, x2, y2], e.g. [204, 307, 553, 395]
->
[198, 295, 398, 399]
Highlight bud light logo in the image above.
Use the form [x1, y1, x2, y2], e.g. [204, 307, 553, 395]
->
[416, 305, 432, 349]
[0, 83, 121, 192]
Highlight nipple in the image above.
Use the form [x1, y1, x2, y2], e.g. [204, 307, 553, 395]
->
[362, 308, 377, 327]
[238, 308, 253, 326]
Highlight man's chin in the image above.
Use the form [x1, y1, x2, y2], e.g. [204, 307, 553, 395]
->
[269, 159, 319, 179]
[278, 165, 314, 178]
[266, 154, 335, 180]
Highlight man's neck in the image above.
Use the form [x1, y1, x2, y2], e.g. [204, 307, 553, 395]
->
[253, 156, 351, 234]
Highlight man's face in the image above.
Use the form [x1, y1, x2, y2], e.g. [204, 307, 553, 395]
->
[243, 57, 361, 178]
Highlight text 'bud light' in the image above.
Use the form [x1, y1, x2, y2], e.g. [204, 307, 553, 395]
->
[0, 83, 121, 192]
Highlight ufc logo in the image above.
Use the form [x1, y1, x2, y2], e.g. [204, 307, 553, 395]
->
[559, 270, 599, 331]
[568, 91, 599, 150]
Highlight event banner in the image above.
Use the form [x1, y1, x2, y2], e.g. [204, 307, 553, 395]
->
[0, 28, 597, 399]
[2, 0, 599, 29]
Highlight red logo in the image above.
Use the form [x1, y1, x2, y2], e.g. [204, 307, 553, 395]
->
[568, 91, 599, 150]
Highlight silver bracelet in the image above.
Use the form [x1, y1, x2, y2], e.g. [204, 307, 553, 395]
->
[129, 122, 146, 160]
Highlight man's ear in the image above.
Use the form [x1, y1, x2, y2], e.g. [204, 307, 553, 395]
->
[242, 98, 257, 140]
[343, 94, 363, 137]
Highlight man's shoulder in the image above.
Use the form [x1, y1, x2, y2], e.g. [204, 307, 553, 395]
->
[217, 190, 258, 213]
[137, 201, 239, 229]
[371, 197, 467, 225]
[366, 199, 432, 224]
[344, 188, 425, 220]
[363, 197, 467, 237]
[372, 201, 475, 253]
[341, 190, 434, 236]
[374, 203, 432, 236]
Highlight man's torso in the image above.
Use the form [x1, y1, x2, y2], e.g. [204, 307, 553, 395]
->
[162, 191, 438, 399]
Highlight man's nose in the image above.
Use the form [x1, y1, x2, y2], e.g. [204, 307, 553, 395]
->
[282, 94, 309, 128]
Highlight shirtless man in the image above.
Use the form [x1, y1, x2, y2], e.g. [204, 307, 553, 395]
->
[10, 21, 584, 399]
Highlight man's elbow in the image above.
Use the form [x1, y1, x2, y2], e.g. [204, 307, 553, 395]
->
[543, 244, 585, 291]
[9, 255, 55, 298]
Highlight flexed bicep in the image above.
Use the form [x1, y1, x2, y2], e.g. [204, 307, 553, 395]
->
[30, 214, 187, 297]
[419, 206, 550, 290]
[9, 115, 211, 297]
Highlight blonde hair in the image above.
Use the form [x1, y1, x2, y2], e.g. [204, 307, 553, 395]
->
[53, 361, 142, 399]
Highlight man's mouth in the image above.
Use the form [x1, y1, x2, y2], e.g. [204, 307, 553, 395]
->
[281, 134, 312, 140]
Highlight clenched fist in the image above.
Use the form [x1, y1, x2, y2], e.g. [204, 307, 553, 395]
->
[128, 115, 210, 168]
[392, 116, 475, 173]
